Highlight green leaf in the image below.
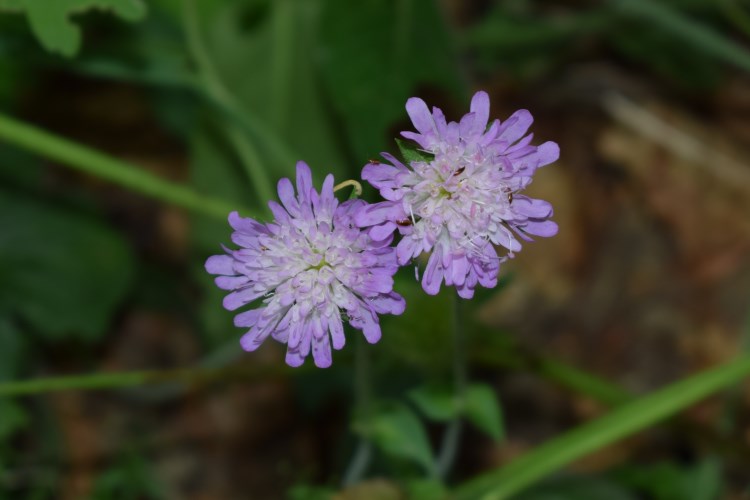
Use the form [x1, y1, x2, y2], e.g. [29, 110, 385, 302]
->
[0, 191, 134, 341]
[287, 484, 336, 500]
[406, 478, 448, 500]
[514, 474, 636, 500]
[685, 458, 723, 500]
[356, 403, 436, 475]
[0, 399, 28, 441]
[201, 0, 348, 183]
[614, 0, 750, 74]
[464, 384, 505, 442]
[455, 355, 750, 500]
[395, 138, 434, 165]
[91, 452, 163, 499]
[409, 385, 460, 422]
[613, 458, 722, 500]
[320, 0, 465, 162]
[375, 277, 454, 371]
[0, 0, 147, 57]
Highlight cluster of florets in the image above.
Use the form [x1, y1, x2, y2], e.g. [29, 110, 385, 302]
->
[205, 91, 558, 367]
[356, 91, 558, 298]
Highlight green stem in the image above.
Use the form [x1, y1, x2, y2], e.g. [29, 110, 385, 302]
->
[0, 364, 292, 397]
[613, 0, 750, 73]
[454, 354, 750, 500]
[333, 179, 363, 199]
[342, 335, 373, 486]
[181, 0, 275, 203]
[0, 113, 241, 219]
[437, 294, 468, 478]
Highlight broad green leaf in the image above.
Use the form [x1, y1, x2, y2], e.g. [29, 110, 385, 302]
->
[395, 138, 434, 165]
[356, 404, 435, 475]
[0, 399, 27, 441]
[287, 485, 336, 500]
[409, 385, 460, 421]
[320, 0, 465, 162]
[455, 355, 750, 500]
[514, 474, 636, 500]
[202, 0, 348, 183]
[406, 478, 448, 500]
[92, 452, 164, 499]
[375, 278, 454, 371]
[464, 384, 505, 442]
[0, 191, 134, 341]
[685, 458, 723, 500]
[612, 458, 722, 500]
[0, 0, 147, 57]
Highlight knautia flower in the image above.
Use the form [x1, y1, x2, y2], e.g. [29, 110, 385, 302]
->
[356, 91, 559, 298]
[205, 162, 405, 368]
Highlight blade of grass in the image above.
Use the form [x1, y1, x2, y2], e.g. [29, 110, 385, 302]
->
[0, 112, 248, 219]
[0, 363, 295, 397]
[614, 0, 750, 72]
[471, 341, 632, 407]
[454, 354, 750, 500]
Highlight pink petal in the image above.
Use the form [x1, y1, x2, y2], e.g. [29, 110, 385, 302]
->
[422, 252, 444, 295]
[497, 109, 533, 145]
[205, 254, 234, 275]
[470, 91, 490, 135]
[406, 97, 435, 135]
[277, 177, 299, 216]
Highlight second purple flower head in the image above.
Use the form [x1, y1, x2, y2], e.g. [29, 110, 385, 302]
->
[356, 91, 559, 299]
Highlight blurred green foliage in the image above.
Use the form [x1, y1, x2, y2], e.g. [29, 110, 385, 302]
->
[467, 0, 749, 88]
[0, 0, 146, 57]
[91, 452, 164, 500]
[612, 458, 723, 500]
[0, 191, 134, 341]
[354, 402, 437, 476]
[1, 0, 750, 497]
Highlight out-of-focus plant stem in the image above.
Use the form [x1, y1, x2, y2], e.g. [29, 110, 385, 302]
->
[270, 0, 295, 131]
[614, 0, 750, 73]
[718, 0, 750, 38]
[342, 335, 374, 487]
[455, 354, 750, 500]
[0, 364, 292, 397]
[436, 294, 468, 479]
[472, 344, 631, 407]
[182, 0, 275, 204]
[0, 113, 242, 219]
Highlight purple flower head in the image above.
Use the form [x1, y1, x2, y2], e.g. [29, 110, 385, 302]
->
[205, 162, 405, 368]
[356, 91, 559, 299]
